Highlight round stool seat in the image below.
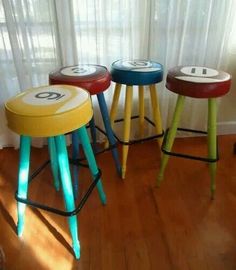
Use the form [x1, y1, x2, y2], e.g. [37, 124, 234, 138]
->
[166, 66, 231, 98]
[5, 85, 92, 137]
[111, 59, 163, 85]
[49, 64, 111, 95]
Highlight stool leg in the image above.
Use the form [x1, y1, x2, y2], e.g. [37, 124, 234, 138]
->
[104, 83, 122, 148]
[138, 86, 145, 138]
[208, 98, 217, 199]
[77, 126, 106, 204]
[17, 135, 31, 236]
[54, 135, 80, 259]
[157, 95, 185, 186]
[48, 137, 60, 191]
[89, 116, 97, 153]
[72, 131, 80, 199]
[122, 85, 133, 179]
[97, 92, 122, 176]
[149, 84, 163, 148]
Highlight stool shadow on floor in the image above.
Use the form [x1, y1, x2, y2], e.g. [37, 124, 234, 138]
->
[31, 207, 74, 255]
[0, 199, 16, 233]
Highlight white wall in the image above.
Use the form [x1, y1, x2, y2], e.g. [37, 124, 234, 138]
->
[218, 52, 236, 134]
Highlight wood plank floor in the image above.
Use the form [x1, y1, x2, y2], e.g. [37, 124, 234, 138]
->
[1, 135, 236, 270]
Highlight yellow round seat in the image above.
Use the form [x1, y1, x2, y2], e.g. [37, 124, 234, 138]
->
[5, 85, 92, 137]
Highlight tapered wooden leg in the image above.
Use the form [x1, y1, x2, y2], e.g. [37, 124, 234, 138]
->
[17, 136, 31, 236]
[104, 83, 122, 148]
[157, 95, 185, 186]
[55, 135, 80, 259]
[208, 98, 217, 199]
[89, 116, 97, 153]
[97, 93, 121, 176]
[72, 130, 80, 199]
[138, 86, 145, 138]
[122, 85, 133, 179]
[48, 137, 60, 191]
[78, 126, 106, 204]
[149, 84, 163, 148]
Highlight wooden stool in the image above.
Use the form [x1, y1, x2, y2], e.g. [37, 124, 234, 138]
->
[49, 65, 122, 193]
[157, 66, 231, 198]
[110, 59, 164, 179]
[5, 85, 106, 259]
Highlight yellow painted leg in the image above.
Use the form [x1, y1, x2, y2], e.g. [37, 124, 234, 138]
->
[138, 86, 145, 138]
[122, 85, 133, 179]
[207, 98, 217, 199]
[149, 84, 163, 148]
[157, 95, 185, 186]
[104, 83, 122, 148]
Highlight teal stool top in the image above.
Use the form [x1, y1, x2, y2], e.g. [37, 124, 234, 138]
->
[111, 59, 163, 85]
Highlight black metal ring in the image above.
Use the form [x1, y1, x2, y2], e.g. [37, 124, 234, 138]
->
[113, 115, 164, 145]
[15, 169, 102, 217]
[161, 128, 219, 163]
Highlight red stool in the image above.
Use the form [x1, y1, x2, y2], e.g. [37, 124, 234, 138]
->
[49, 65, 121, 195]
[157, 66, 231, 198]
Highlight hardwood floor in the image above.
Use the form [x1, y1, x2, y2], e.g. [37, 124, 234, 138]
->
[1, 135, 236, 269]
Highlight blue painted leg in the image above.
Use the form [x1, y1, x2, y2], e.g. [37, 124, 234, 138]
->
[72, 131, 80, 199]
[48, 137, 60, 191]
[89, 116, 97, 153]
[97, 93, 121, 177]
[17, 135, 31, 236]
[78, 126, 106, 204]
[55, 135, 80, 259]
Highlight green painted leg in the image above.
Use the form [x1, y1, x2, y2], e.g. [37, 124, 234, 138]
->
[17, 135, 31, 236]
[208, 98, 217, 199]
[48, 137, 60, 191]
[157, 95, 185, 186]
[78, 126, 106, 204]
[54, 135, 80, 259]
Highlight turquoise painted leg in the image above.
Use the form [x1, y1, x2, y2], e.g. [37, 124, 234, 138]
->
[157, 95, 185, 186]
[78, 126, 106, 204]
[97, 93, 122, 177]
[208, 98, 217, 199]
[48, 137, 60, 191]
[17, 135, 31, 236]
[89, 116, 97, 153]
[72, 131, 80, 199]
[55, 135, 80, 259]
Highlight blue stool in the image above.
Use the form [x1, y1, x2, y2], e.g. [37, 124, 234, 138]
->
[5, 85, 106, 259]
[49, 65, 122, 195]
[110, 59, 164, 178]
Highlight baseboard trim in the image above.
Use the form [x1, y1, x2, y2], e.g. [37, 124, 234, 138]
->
[217, 121, 236, 135]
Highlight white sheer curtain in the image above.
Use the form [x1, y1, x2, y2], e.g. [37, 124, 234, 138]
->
[0, 0, 235, 148]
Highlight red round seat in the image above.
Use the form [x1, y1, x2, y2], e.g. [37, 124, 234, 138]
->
[49, 64, 111, 95]
[166, 66, 231, 98]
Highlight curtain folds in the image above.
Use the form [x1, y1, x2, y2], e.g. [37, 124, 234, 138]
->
[0, 0, 235, 148]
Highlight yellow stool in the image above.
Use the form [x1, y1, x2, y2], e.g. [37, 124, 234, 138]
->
[5, 85, 106, 259]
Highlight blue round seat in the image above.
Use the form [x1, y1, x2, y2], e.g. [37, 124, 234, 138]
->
[111, 59, 163, 85]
